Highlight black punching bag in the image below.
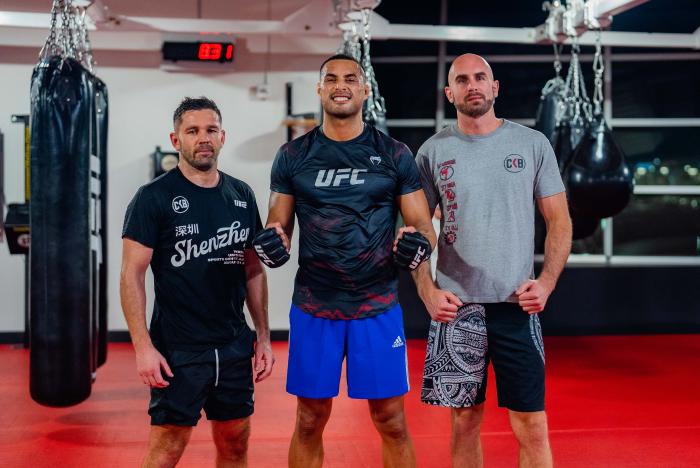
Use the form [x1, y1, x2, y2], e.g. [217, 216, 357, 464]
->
[30, 57, 94, 406]
[551, 121, 601, 240]
[534, 77, 565, 142]
[566, 116, 634, 219]
[93, 77, 109, 368]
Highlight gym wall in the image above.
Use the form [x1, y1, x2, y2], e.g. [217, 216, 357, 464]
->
[0, 62, 320, 334]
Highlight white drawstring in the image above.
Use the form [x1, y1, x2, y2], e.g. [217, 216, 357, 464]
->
[214, 349, 220, 387]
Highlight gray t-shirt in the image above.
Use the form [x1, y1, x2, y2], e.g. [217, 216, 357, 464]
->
[416, 120, 565, 303]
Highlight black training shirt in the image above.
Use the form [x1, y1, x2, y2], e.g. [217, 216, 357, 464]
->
[122, 167, 263, 351]
[271, 125, 422, 319]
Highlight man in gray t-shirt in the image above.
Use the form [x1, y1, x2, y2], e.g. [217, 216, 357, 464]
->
[412, 54, 572, 468]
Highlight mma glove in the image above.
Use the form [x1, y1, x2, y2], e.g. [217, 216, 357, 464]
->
[252, 227, 290, 268]
[394, 231, 432, 271]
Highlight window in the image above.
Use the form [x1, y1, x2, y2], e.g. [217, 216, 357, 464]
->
[613, 127, 700, 185]
[613, 194, 700, 256]
[612, 60, 700, 118]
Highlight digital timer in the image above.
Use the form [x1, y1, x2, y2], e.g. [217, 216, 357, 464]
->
[162, 41, 235, 63]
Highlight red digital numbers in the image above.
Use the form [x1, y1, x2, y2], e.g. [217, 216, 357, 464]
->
[198, 43, 223, 61]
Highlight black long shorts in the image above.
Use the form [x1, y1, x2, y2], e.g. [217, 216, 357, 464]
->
[149, 336, 255, 426]
[421, 302, 546, 412]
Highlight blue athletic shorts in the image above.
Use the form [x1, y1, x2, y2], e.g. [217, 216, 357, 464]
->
[286, 303, 410, 399]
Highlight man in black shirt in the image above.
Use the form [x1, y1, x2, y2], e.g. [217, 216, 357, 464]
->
[254, 55, 438, 468]
[121, 97, 274, 467]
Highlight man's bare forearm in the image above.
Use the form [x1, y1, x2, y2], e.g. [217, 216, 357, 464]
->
[245, 256, 270, 342]
[411, 258, 436, 301]
[119, 269, 153, 351]
[539, 218, 572, 289]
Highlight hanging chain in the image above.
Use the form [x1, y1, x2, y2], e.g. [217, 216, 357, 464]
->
[37, 0, 95, 69]
[39, 0, 61, 61]
[592, 29, 605, 116]
[552, 43, 562, 77]
[59, 0, 75, 60]
[360, 8, 385, 124]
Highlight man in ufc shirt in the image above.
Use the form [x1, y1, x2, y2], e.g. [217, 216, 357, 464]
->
[120, 97, 274, 467]
[253, 54, 436, 468]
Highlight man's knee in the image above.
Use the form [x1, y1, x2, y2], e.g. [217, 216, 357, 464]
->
[452, 404, 485, 436]
[509, 410, 549, 446]
[212, 418, 251, 461]
[368, 397, 410, 442]
[295, 398, 332, 439]
[146, 425, 192, 466]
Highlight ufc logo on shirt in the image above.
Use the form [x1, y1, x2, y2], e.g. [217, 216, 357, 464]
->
[314, 168, 367, 187]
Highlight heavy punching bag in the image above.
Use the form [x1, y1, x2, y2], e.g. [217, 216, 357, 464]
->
[30, 56, 94, 406]
[30, 0, 108, 405]
[566, 115, 634, 219]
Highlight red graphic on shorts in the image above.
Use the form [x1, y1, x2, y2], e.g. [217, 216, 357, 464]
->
[445, 189, 456, 202]
[445, 232, 457, 244]
[447, 211, 455, 223]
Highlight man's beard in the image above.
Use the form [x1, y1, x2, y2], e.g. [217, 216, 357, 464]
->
[181, 146, 218, 171]
[455, 94, 494, 118]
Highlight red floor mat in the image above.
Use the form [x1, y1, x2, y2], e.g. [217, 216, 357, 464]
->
[1, 335, 699, 467]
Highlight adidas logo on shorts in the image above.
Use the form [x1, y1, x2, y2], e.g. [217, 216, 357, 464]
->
[392, 336, 404, 348]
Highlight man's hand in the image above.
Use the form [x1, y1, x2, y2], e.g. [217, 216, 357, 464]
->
[515, 279, 554, 314]
[254, 339, 275, 383]
[252, 224, 290, 268]
[422, 286, 463, 323]
[135, 345, 173, 388]
[393, 226, 432, 271]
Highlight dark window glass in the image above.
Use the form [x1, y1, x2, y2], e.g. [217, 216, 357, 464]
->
[613, 195, 700, 256]
[373, 63, 437, 119]
[613, 128, 700, 185]
[612, 60, 700, 118]
[371, 40, 438, 57]
[375, 1, 440, 25]
[610, 0, 700, 33]
[385, 127, 436, 156]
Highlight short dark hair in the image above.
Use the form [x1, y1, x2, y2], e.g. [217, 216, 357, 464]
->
[173, 96, 222, 127]
[319, 54, 366, 82]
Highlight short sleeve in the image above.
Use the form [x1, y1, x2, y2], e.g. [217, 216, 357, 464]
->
[395, 143, 422, 196]
[122, 187, 160, 248]
[270, 146, 294, 195]
[534, 134, 566, 199]
[244, 187, 264, 249]
[416, 151, 439, 213]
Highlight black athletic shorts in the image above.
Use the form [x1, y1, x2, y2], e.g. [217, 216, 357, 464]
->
[149, 334, 255, 426]
[421, 302, 546, 412]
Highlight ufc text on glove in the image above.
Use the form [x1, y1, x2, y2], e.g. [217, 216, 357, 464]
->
[252, 227, 290, 268]
[394, 231, 432, 271]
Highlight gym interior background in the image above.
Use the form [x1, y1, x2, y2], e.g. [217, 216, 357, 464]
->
[0, 1, 699, 465]
[1, 0, 698, 341]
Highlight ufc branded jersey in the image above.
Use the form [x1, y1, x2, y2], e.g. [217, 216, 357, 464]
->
[271, 125, 422, 319]
[122, 167, 263, 351]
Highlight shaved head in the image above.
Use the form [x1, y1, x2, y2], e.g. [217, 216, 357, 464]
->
[448, 53, 494, 85]
[445, 53, 499, 119]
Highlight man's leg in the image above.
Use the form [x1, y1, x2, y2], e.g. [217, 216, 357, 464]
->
[211, 417, 251, 468]
[509, 410, 552, 468]
[367, 395, 416, 468]
[288, 397, 333, 468]
[451, 403, 485, 468]
[142, 424, 193, 468]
